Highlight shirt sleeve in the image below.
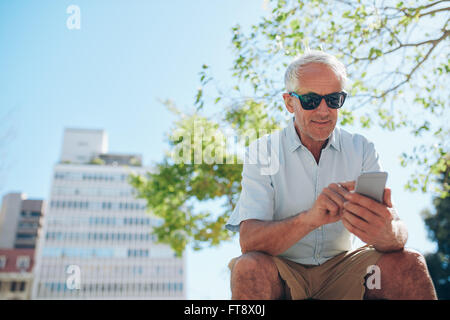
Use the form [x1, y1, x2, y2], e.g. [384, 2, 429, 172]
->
[362, 138, 383, 172]
[225, 139, 275, 232]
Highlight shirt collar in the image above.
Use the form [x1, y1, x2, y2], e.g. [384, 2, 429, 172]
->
[287, 117, 341, 153]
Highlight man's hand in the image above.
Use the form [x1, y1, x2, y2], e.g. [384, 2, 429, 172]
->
[305, 181, 355, 228]
[342, 187, 405, 252]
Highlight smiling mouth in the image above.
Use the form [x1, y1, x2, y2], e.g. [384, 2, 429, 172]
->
[312, 120, 330, 124]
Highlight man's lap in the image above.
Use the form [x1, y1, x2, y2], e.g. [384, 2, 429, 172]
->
[229, 245, 383, 300]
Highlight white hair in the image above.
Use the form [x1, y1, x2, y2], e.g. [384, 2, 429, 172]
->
[284, 50, 348, 92]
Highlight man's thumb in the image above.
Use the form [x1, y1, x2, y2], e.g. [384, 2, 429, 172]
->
[340, 181, 355, 192]
[383, 188, 393, 207]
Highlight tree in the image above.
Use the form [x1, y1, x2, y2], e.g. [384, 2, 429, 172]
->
[89, 157, 106, 165]
[422, 155, 450, 299]
[129, 0, 449, 256]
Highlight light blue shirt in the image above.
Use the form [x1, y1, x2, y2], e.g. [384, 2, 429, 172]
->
[225, 117, 383, 265]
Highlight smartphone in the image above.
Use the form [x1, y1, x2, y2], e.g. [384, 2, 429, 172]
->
[354, 171, 388, 203]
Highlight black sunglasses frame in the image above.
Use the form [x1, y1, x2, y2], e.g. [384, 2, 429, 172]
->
[289, 91, 347, 110]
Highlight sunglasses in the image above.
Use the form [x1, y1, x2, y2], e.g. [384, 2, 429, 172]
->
[289, 91, 347, 110]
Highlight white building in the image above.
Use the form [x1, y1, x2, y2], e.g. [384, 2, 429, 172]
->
[60, 128, 108, 165]
[32, 128, 185, 299]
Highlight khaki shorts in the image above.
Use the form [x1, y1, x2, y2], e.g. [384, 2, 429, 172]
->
[229, 245, 383, 300]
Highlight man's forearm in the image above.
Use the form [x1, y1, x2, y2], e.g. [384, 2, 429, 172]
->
[239, 211, 317, 256]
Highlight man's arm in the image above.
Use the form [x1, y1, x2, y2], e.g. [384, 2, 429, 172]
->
[240, 182, 353, 256]
[239, 213, 315, 256]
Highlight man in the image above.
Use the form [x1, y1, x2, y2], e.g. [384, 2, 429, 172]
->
[225, 50, 437, 300]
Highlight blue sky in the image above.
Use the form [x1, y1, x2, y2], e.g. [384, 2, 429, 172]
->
[0, 0, 438, 299]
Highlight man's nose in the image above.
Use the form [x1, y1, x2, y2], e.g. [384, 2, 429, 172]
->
[316, 98, 329, 114]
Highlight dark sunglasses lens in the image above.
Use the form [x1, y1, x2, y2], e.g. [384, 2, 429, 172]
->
[325, 92, 346, 109]
[300, 94, 321, 110]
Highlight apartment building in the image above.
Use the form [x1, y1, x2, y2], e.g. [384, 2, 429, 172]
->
[32, 128, 185, 299]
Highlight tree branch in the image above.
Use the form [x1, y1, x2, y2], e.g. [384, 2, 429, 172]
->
[419, 7, 450, 17]
[384, 31, 449, 55]
[417, 0, 450, 11]
[383, 0, 450, 16]
[375, 33, 445, 99]
[344, 27, 449, 63]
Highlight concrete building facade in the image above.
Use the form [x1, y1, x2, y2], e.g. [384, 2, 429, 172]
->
[0, 193, 44, 300]
[32, 128, 185, 299]
[0, 194, 45, 250]
[0, 249, 35, 300]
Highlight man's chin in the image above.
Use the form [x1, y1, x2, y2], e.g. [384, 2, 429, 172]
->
[310, 122, 335, 138]
[310, 128, 333, 141]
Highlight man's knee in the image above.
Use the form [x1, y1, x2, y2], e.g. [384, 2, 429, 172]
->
[230, 251, 284, 299]
[375, 247, 433, 286]
[231, 251, 278, 278]
[380, 248, 428, 272]
[367, 247, 437, 299]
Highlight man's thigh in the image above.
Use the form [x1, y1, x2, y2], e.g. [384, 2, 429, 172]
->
[229, 246, 383, 300]
[270, 256, 311, 300]
[311, 245, 383, 300]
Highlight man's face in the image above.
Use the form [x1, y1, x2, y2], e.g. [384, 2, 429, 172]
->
[283, 63, 342, 147]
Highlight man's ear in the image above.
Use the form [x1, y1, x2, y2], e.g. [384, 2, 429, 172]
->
[282, 93, 295, 114]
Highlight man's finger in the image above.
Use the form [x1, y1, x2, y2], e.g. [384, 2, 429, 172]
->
[323, 187, 345, 209]
[339, 181, 355, 192]
[329, 183, 350, 198]
[343, 201, 375, 224]
[342, 209, 369, 230]
[324, 196, 340, 216]
[344, 191, 390, 220]
[342, 213, 367, 241]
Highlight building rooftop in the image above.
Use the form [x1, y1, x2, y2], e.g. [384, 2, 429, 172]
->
[59, 128, 143, 166]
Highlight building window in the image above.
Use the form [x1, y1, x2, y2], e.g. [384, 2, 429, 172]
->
[16, 256, 31, 270]
[0, 256, 6, 269]
[16, 233, 35, 239]
[19, 281, 26, 292]
[21, 211, 30, 217]
[10, 281, 17, 292]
